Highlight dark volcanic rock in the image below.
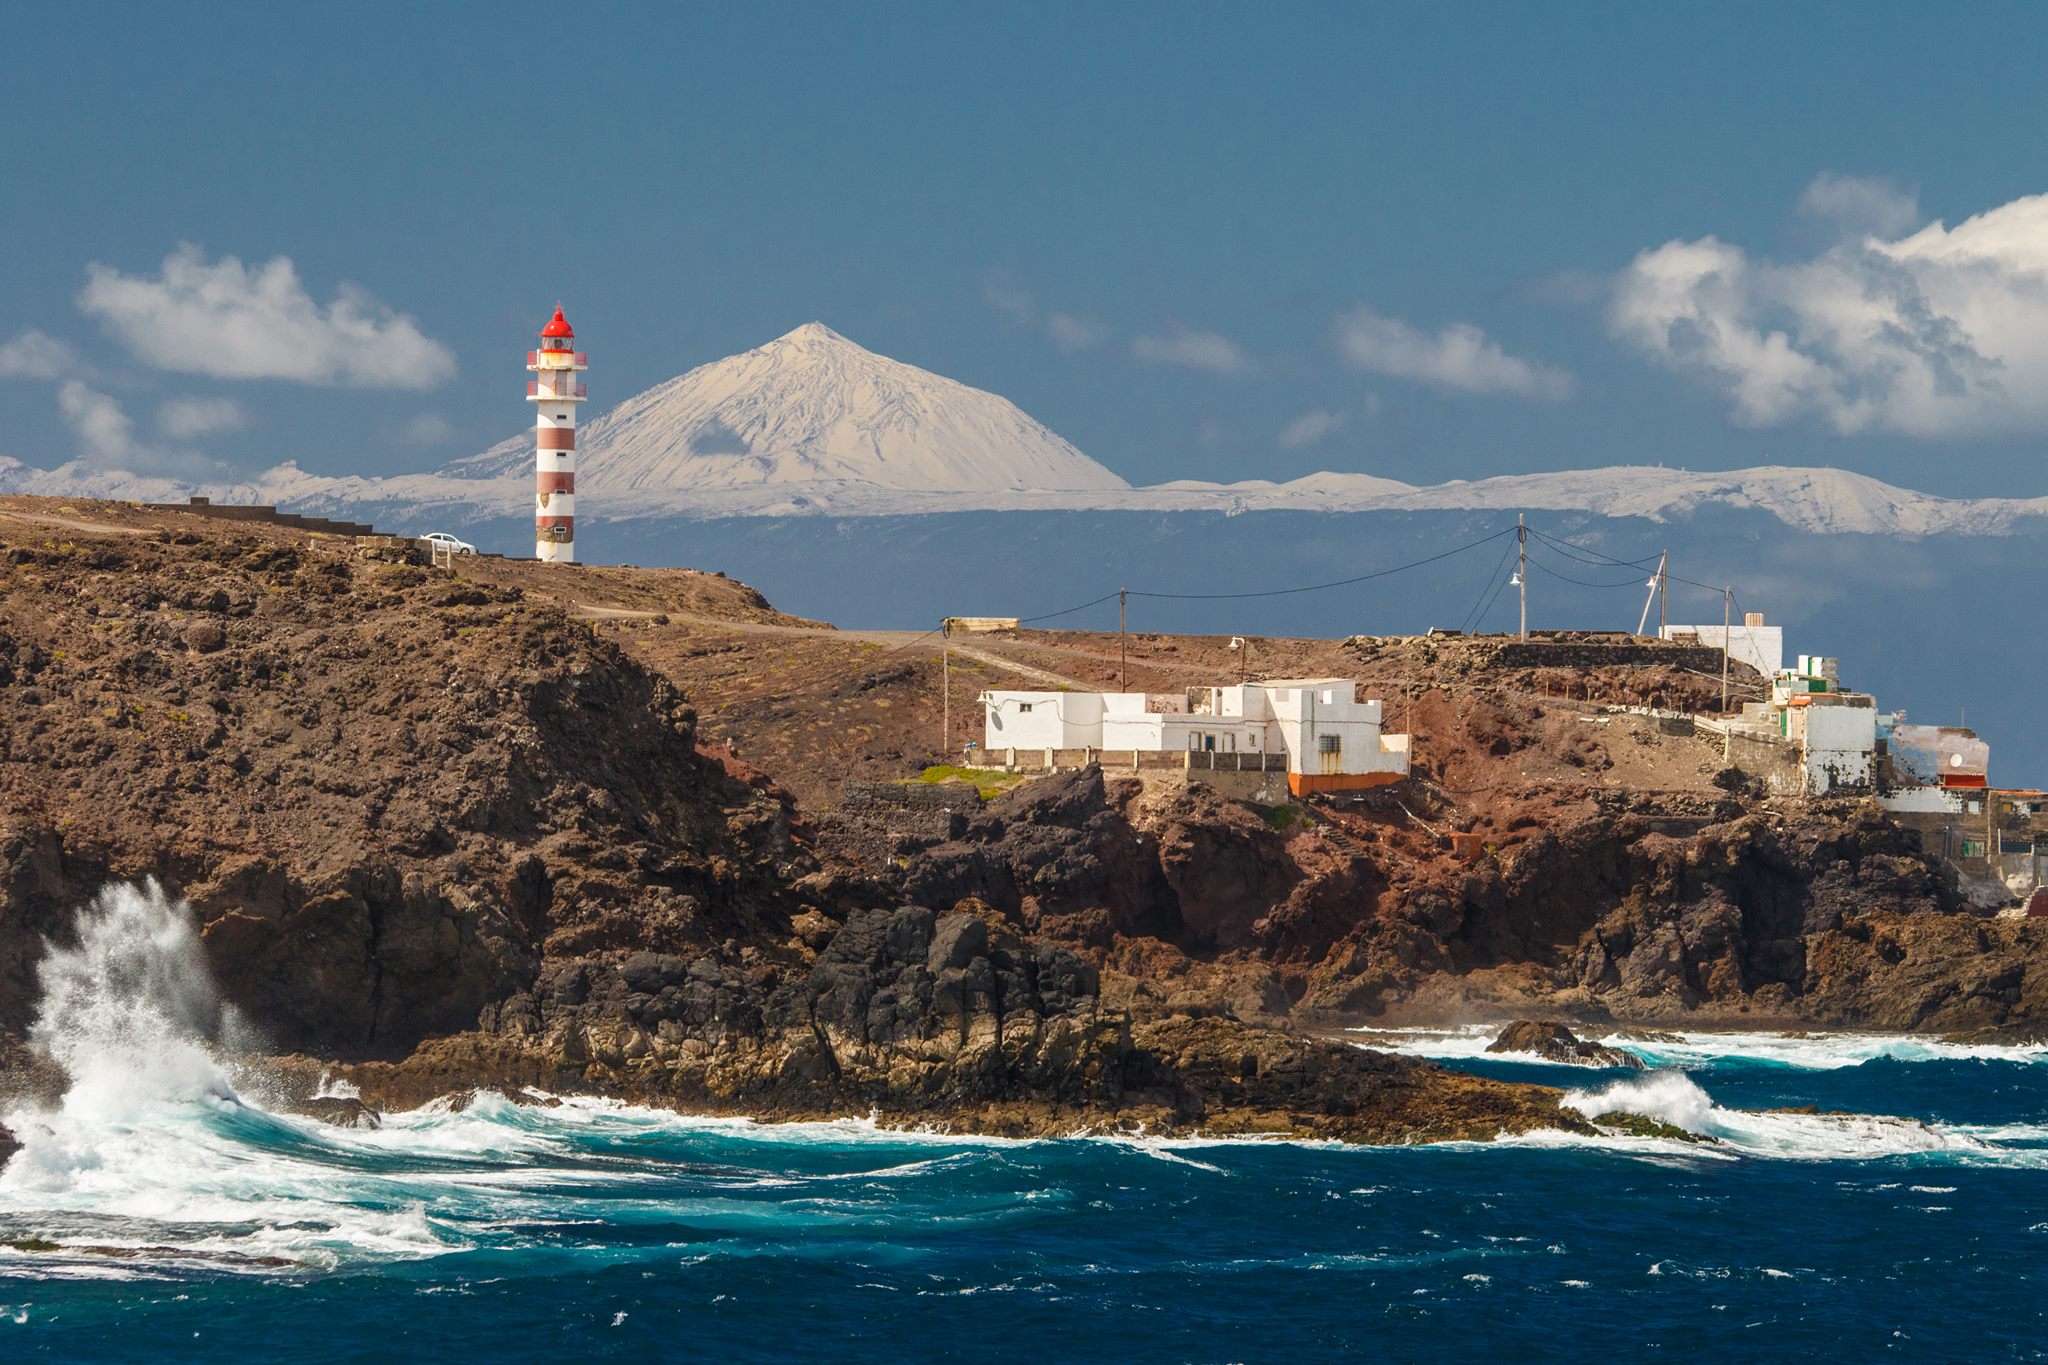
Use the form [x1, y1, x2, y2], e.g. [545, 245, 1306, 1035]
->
[0, 525, 822, 1058]
[896, 766, 1302, 954]
[1487, 1020, 1643, 1069]
[297, 1095, 381, 1129]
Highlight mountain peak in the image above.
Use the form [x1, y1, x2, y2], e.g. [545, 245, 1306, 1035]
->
[772, 321, 851, 346]
[449, 322, 1131, 498]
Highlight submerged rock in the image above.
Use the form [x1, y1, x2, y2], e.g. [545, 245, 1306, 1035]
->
[1487, 1020, 1644, 1069]
[297, 1095, 381, 1129]
[5, 1238, 293, 1268]
[1594, 1111, 1716, 1143]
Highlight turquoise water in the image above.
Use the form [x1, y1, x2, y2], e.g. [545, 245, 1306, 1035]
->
[4, 887, 2046, 1361]
[4, 1042, 2047, 1362]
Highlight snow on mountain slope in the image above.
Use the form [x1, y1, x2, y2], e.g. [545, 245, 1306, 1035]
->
[447, 322, 1129, 497]
[6, 321, 2048, 537]
[1363, 464, 2048, 536]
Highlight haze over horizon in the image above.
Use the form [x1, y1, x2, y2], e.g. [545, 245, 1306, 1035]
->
[8, 4, 2048, 502]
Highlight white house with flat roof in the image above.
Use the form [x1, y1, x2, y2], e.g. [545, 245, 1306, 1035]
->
[1662, 612, 1783, 678]
[980, 678, 1409, 796]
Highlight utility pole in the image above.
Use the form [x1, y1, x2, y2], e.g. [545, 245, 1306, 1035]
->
[1119, 588, 1128, 691]
[1635, 550, 1669, 638]
[1659, 553, 1669, 635]
[941, 617, 951, 759]
[1517, 515, 1528, 640]
[1720, 587, 1731, 715]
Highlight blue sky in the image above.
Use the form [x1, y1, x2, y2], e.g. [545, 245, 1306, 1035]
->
[6, 3, 2048, 495]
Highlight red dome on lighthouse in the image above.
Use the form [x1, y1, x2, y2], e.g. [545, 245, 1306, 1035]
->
[539, 305, 574, 339]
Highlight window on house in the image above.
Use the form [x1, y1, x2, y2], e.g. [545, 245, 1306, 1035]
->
[1017, 703, 1033, 713]
[1962, 839, 1987, 858]
[1318, 734, 1341, 755]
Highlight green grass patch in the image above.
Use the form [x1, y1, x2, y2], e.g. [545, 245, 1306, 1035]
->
[1258, 803, 1305, 832]
[914, 764, 1031, 800]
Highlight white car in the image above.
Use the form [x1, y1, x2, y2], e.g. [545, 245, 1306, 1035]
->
[421, 532, 477, 556]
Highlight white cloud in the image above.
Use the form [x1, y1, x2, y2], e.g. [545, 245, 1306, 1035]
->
[157, 397, 246, 439]
[1333, 305, 1574, 400]
[1133, 323, 1253, 374]
[1043, 312, 1106, 351]
[58, 382, 219, 476]
[984, 272, 1106, 351]
[58, 382, 140, 466]
[0, 329, 84, 380]
[400, 412, 457, 445]
[1609, 189, 2048, 436]
[984, 273, 1035, 325]
[78, 244, 455, 389]
[1278, 408, 1346, 448]
[1797, 172, 1920, 238]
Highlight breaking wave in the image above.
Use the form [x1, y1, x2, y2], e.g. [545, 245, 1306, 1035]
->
[1551, 1071, 2019, 1162]
[1348, 1023, 2048, 1071]
[3, 881, 2048, 1293]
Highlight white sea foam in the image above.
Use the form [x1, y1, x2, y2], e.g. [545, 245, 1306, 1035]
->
[27, 879, 245, 1120]
[1559, 1072, 1998, 1162]
[1347, 1023, 2048, 1071]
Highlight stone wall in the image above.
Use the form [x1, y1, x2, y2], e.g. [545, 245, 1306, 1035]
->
[145, 497, 380, 539]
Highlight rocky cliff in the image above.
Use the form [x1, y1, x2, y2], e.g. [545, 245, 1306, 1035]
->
[0, 502, 1575, 1144]
[4, 497, 2042, 1151]
[829, 762, 2048, 1034]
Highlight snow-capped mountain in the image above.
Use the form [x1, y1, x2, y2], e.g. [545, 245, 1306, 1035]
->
[5, 322, 2047, 537]
[448, 321, 1128, 502]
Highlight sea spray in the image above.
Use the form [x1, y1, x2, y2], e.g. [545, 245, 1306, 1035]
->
[26, 880, 244, 1119]
[1560, 1069, 1990, 1160]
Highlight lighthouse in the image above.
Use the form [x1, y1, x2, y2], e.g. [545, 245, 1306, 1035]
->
[527, 305, 587, 563]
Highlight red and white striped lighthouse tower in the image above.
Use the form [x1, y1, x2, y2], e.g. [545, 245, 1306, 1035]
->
[527, 305, 587, 563]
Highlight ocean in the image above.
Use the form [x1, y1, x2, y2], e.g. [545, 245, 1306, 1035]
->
[3, 888, 2046, 1361]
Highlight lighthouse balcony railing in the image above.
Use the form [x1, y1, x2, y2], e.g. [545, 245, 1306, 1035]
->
[526, 381, 588, 398]
[526, 351, 589, 368]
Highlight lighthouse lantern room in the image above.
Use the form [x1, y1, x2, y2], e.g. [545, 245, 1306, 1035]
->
[527, 305, 587, 563]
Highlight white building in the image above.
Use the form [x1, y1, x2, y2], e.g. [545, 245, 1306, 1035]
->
[1662, 612, 1783, 678]
[980, 678, 1410, 796]
[1709, 654, 1877, 796]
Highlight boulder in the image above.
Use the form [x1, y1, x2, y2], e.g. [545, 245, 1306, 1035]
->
[1486, 1020, 1644, 1069]
[298, 1096, 382, 1129]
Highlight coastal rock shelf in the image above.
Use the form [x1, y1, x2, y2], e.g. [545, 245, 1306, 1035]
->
[2, 496, 2045, 1146]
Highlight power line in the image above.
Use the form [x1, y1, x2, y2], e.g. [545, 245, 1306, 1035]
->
[1126, 525, 1518, 603]
[1468, 561, 1516, 632]
[1458, 536, 1519, 633]
[1017, 590, 1124, 626]
[1525, 529, 1663, 570]
[1523, 550, 1655, 590]
[1529, 525, 1729, 595]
